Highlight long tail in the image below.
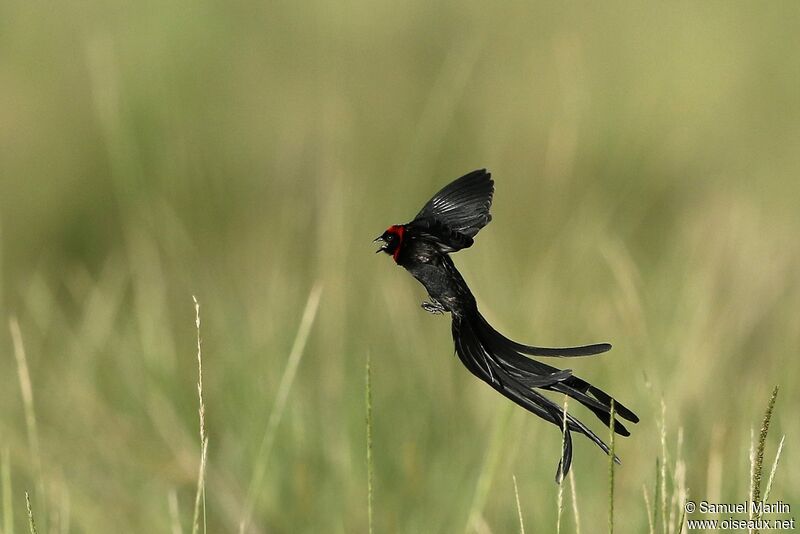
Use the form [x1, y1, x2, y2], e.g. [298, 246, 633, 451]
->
[452, 309, 639, 483]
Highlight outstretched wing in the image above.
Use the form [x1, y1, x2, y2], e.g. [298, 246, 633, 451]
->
[411, 169, 494, 251]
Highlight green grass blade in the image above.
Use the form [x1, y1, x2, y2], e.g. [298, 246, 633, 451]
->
[191, 440, 208, 534]
[557, 396, 568, 534]
[465, 404, 512, 533]
[660, 399, 667, 534]
[168, 489, 183, 534]
[24, 493, 36, 534]
[191, 297, 208, 534]
[240, 284, 323, 533]
[763, 435, 785, 504]
[751, 385, 779, 532]
[569, 469, 581, 534]
[512, 475, 525, 534]
[674, 507, 686, 534]
[652, 460, 660, 534]
[748, 427, 755, 523]
[10, 319, 45, 532]
[365, 353, 374, 534]
[608, 399, 616, 534]
[642, 485, 654, 534]
[2, 448, 12, 534]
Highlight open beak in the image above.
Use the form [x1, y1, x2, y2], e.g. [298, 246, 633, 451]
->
[374, 235, 387, 253]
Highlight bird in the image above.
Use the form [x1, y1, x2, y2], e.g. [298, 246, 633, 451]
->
[374, 169, 638, 482]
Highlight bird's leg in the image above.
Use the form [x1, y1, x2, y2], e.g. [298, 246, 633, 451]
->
[421, 300, 446, 315]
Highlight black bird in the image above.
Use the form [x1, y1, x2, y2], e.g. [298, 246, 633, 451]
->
[375, 169, 638, 481]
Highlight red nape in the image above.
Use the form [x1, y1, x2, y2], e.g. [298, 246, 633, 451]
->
[387, 225, 405, 261]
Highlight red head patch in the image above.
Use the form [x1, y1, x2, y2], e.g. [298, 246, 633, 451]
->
[386, 225, 405, 262]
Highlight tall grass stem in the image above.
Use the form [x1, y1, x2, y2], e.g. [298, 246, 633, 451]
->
[642, 485, 654, 534]
[10, 319, 45, 529]
[2, 448, 13, 534]
[557, 396, 568, 534]
[240, 284, 323, 533]
[608, 399, 615, 534]
[465, 405, 511, 533]
[763, 435, 785, 504]
[569, 469, 581, 534]
[24, 492, 37, 534]
[168, 489, 183, 534]
[365, 354, 374, 534]
[751, 386, 779, 532]
[512, 475, 525, 534]
[191, 296, 208, 534]
[660, 399, 667, 534]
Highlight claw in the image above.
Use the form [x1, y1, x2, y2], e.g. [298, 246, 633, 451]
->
[421, 301, 446, 314]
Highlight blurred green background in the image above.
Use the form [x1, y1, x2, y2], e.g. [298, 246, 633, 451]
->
[1, 1, 798, 532]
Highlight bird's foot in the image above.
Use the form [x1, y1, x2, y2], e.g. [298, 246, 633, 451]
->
[421, 300, 446, 315]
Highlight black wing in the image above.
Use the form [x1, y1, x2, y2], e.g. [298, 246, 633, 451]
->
[411, 169, 494, 251]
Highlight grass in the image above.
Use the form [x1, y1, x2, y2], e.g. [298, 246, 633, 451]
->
[512, 475, 524, 534]
[569, 470, 582, 534]
[2, 449, 12, 534]
[556, 397, 568, 534]
[750, 386, 780, 533]
[24, 493, 36, 534]
[763, 436, 785, 506]
[168, 489, 182, 534]
[239, 285, 322, 532]
[751, 386, 778, 509]
[9, 320, 42, 515]
[1, 0, 799, 531]
[190, 297, 207, 534]
[365, 354, 374, 534]
[608, 400, 616, 534]
[464, 405, 513, 533]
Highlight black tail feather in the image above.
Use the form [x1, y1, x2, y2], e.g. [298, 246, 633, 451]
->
[476, 314, 639, 424]
[477, 314, 612, 357]
[556, 426, 572, 484]
[452, 309, 636, 481]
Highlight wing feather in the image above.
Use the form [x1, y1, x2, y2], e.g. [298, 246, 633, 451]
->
[412, 169, 494, 251]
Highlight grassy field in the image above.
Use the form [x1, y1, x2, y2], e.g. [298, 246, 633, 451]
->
[1, 1, 799, 532]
